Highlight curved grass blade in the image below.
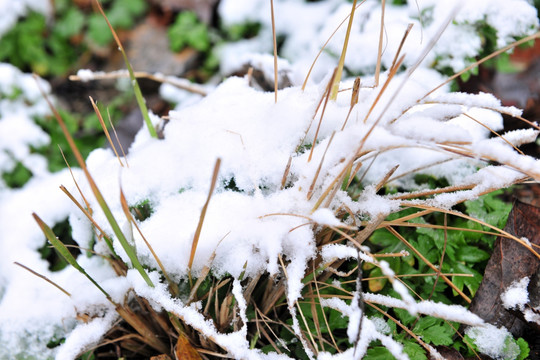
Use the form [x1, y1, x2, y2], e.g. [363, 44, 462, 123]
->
[34, 77, 154, 288]
[33, 213, 111, 300]
[93, 0, 158, 139]
[14, 261, 71, 297]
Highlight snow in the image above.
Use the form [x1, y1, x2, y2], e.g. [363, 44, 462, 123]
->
[501, 277, 530, 310]
[466, 324, 521, 360]
[0, 0, 539, 359]
[0, 0, 51, 38]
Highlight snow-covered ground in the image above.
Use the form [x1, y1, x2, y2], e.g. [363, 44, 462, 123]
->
[0, 0, 539, 359]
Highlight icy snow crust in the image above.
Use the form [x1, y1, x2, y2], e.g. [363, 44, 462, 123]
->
[0, 0, 539, 359]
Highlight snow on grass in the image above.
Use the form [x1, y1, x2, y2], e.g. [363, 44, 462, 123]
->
[0, 0, 539, 358]
[217, 0, 538, 81]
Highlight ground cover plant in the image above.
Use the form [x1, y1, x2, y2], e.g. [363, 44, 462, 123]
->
[0, 0, 540, 359]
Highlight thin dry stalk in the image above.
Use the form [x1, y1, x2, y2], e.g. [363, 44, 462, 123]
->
[307, 283, 324, 352]
[422, 31, 540, 101]
[307, 132, 336, 200]
[278, 254, 318, 356]
[463, 113, 524, 155]
[89, 97, 125, 167]
[390, 23, 414, 70]
[302, 1, 367, 90]
[280, 156, 292, 190]
[119, 189, 178, 296]
[59, 185, 113, 246]
[14, 262, 71, 297]
[366, 302, 436, 354]
[188, 158, 221, 276]
[308, 68, 337, 162]
[402, 203, 540, 258]
[69, 70, 207, 96]
[311, 263, 340, 352]
[374, 0, 386, 87]
[270, 0, 278, 103]
[188, 232, 230, 303]
[58, 146, 92, 215]
[385, 225, 472, 303]
[362, 54, 405, 124]
[107, 108, 129, 167]
[340, 77, 361, 131]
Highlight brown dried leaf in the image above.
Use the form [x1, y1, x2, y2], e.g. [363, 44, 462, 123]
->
[175, 332, 202, 360]
[469, 200, 540, 337]
[151, 355, 172, 360]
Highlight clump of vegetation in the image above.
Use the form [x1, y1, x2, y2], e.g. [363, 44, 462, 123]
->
[0, 1, 539, 360]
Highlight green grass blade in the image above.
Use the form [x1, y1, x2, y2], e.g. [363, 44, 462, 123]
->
[33, 213, 112, 300]
[93, 0, 157, 139]
[34, 77, 154, 288]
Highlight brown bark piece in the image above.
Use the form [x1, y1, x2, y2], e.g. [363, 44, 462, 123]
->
[468, 200, 540, 337]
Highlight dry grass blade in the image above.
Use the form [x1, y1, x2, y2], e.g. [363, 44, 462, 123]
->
[388, 183, 475, 200]
[188, 232, 230, 303]
[34, 74, 154, 287]
[330, 0, 357, 100]
[390, 23, 413, 70]
[403, 203, 540, 258]
[311, 263, 339, 352]
[189, 158, 221, 274]
[422, 31, 540, 101]
[307, 132, 336, 200]
[463, 113, 524, 155]
[302, 1, 367, 90]
[281, 156, 292, 190]
[69, 70, 207, 96]
[89, 97, 124, 167]
[107, 107, 129, 167]
[119, 188, 178, 296]
[340, 77, 361, 131]
[366, 302, 435, 354]
[13, 261, 71, 297]
[58, 145, 92, 215]
[308, 68, 337, 163]
[362, 54, 405, 124]
[307, 283, 324, 352]
[374, 0, 386, 87]
[270, 0, 278, 103]
[278, 254, 318, 356]
[385, 225, 472, 303]
[59, 185, 114, 251]
[114, 305, 170, 354]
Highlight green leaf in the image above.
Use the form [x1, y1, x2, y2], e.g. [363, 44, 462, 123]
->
[54, 7, 85, 38]
[452, 262, 482, 296]
[88, 14, 113, 45]
[403, 340, 427, 360]
[413, 317, 454, 346]
[456, 245, 490, 263]
[366, 346, 393, 360]
[168, 11, 210, 52]
[2, 161, 32, 188]
[516, 337, 530, 360]
[393, 308, 417, 326]
[370, 228, 398, 247]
